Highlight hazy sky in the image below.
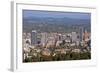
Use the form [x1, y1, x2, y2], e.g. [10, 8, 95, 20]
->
[23, 10, 91, 19]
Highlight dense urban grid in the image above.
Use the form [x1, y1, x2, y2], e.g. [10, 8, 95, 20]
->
[23, 27, 91, 62]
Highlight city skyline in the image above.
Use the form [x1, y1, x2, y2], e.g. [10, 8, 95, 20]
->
[22, 10, 91, 62]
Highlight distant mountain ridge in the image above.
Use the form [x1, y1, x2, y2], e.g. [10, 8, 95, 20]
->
[23, 17, 91, 32]
[23, 17, 90, 25]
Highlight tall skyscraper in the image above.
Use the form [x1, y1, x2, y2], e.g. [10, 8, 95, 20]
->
[79, 27, 84, 42]
[41, 32, 48, 47]
[31, 30, 37, 46]
[71, 32, 77, 43]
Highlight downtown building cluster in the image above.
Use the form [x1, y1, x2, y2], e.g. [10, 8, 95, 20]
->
[22, 27, 91, 61]
[23, 29, 90, 48]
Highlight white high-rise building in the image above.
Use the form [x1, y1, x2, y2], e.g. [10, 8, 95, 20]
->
[71, 32, 77, 43]
[41, 32, 48, 47]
